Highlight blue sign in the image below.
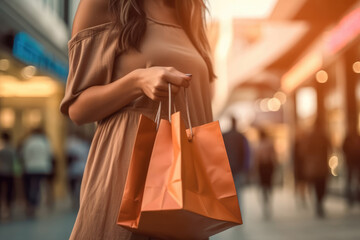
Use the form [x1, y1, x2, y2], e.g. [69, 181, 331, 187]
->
[12, 32, 68, 81]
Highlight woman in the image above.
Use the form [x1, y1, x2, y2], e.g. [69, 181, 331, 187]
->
[60, 0, 215, 239]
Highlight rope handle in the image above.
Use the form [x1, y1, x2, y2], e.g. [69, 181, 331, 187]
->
[168, 81, 193, 140]
[154, 101, 161, 130]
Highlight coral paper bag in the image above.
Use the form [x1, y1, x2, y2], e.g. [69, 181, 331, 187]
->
[117, 114, 157, 228]
[118, 111, 242, 239]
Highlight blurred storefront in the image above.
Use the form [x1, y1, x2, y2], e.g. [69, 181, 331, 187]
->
[281, 4, 360, 193]
[208, 0, 360, 193]
[0, 0, 81, 197]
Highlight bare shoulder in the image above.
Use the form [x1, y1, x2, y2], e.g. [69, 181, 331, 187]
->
[71, 0, 111, 37]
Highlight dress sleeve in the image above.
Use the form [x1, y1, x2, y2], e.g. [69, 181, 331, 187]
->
[60, 22, 118, 116]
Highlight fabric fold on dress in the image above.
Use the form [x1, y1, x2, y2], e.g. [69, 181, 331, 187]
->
[60, 22, 117, 116]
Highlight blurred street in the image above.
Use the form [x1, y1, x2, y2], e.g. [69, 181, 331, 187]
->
[1, 186, 359, 240]
[1, 0, 360, 239]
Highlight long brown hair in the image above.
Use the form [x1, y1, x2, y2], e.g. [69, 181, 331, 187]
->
[108, 0, 215, 81]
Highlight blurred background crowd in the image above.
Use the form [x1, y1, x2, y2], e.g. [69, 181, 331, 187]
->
[0, 0, 360, 239]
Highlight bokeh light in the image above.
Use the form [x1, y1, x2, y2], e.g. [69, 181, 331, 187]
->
[260, 98, 270, 112]
[328, 155, 339, 177]
[274, 91, 287, 104]
[267, 98, 282, 111]
[21, 65, 37, 79]
[0, 59, 10, 71]
[353, 61, 360, 73]
[316, 70, 328, 83]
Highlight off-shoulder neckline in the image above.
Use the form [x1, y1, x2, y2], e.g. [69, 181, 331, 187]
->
[68, 17, 183, 50]
[68, 22, 114, 49]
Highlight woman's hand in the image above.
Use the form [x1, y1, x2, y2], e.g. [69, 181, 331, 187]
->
[136, 66, 192, 101]
[68, 66, 191, 125]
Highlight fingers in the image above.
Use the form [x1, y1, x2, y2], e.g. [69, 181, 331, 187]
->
[163, 67, 191, 88]
[149, 85, 182, 101]
[155, 84, 179, 93]
[152, 85, 180, 99]
[143, 66, 192, 101]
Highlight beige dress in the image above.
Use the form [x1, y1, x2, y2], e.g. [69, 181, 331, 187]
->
[60, 17, 213, 240]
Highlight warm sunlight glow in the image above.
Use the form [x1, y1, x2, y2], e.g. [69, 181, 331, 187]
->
[0, 75, 58, 97]
[209, 0, 278, 19]
[296, 87, 317, 119]
[211, 1, 233, 117]
[282, 51, 323, 93]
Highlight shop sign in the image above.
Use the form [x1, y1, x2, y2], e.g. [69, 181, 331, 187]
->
[12, 32, 68, 81]
[326, 8, 360, 54]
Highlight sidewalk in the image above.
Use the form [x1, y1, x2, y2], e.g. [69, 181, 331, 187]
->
[1, 187, 359, 240]
[211, 186, 360, 240]
[0, 198, 76, 240]
[0, 210, 76, 240]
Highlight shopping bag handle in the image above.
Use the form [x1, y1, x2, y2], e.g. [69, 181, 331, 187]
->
[154, 98, 176, 130]
[154, 97, 176, 130]
[154, 101, 162, 130]
[168, 81, 193, 140]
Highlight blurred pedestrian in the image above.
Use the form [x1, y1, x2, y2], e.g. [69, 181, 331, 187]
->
[342, 130, 360, 207]
[223, 116, 250, 211]
[20, 127, 53, 217]
[303, 125, 330, 218]
[255, 129, 276, 219]
[66, 132, 90, 209]
[0, 132, 16, 220]
[293, 128, 308, 208]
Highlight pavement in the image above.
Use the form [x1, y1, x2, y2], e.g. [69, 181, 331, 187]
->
[0, 186, 359, 240]
[211, 186, 360, 240]
[0, 200, 76, 240]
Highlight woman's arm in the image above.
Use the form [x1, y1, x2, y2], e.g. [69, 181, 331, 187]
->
[68, 70, 140, 125]
[68, 67, 191, 125]
[68, 0, 191, 125]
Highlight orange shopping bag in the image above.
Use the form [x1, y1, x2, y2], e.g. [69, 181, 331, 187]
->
[118, 85, 242, 239]
[117, 105, 161, 228]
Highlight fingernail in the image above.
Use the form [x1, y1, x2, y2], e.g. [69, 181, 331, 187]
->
[185, 74, 192, 81]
